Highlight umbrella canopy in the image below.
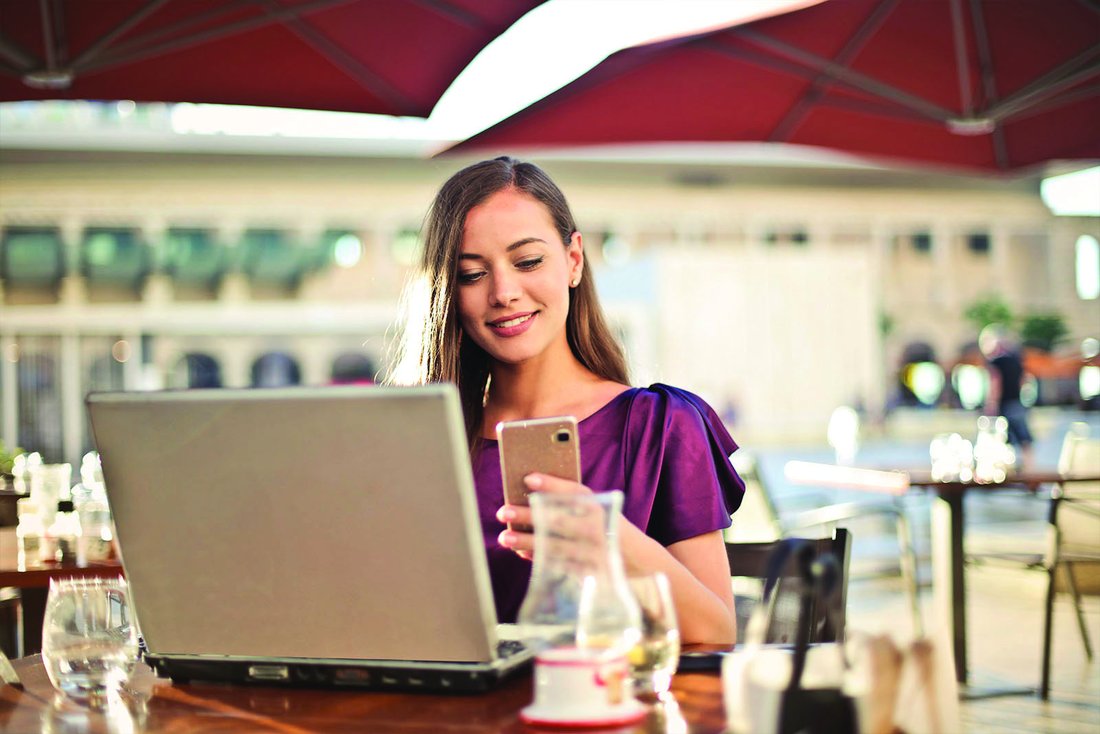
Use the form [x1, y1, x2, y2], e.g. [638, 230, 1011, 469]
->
[446, 0, 1100, 173]
[0, 0, 546, 118]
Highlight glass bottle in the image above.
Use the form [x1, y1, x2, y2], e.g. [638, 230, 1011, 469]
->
[518, 490, 641, 656]
[46, 499, 82, 564]
[16, 498, 45, 568]
[78, 496, 114, 562]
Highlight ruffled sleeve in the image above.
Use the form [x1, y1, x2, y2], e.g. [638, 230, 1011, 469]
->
[618, 384, 745, 546]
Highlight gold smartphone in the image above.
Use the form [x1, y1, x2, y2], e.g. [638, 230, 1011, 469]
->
[497, 416, 581, 532]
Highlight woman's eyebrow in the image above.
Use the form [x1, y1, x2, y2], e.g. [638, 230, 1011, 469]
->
[458, 237, 547, 260]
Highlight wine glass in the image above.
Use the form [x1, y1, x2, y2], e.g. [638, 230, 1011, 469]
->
[626, 572, 680, 697]
[41, 577, 139, 707]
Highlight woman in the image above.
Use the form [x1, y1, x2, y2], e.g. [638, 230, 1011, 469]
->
[391, 157, 744, 644]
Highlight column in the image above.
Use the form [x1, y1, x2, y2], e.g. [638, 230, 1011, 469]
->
[57, 217, 86, 305]
[60, 333, 83, 467]
[1, 335, 18, 447]
[989, 224, 1011, 303]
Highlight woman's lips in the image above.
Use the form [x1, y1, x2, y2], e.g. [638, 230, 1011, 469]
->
[489, 311, 537, 337]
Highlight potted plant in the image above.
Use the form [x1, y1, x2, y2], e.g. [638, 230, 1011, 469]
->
[0, 439, 24, 489]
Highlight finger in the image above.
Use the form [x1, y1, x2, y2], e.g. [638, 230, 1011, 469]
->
[523, 473, 591, 495]
[498, 528, 535, 555]
[496, 504, 533, 527]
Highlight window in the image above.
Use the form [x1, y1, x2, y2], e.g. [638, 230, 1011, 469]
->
[1, 227, 64, 286]
[391, 229, 421, 266]
[1076, 234, 1099, 300]
[323, 230, 363, 269]
[331, 352, 376, 385]
[82, 227, 148, 286]
[951, 364, 988, 410]
[966, 233, 990, 254]
[251, 352, 301, 388]
[171, 353, 222, 388]
[241, 229, 304, 287]
[15, 337, 64, 461]
[165, 228, 223, 287]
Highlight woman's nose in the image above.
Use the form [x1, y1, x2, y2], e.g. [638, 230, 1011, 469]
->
[489, 273, 521, 306]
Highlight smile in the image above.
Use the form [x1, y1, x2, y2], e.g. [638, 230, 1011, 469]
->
[488, 311, 538, 337]
[492, 313, 534, 328]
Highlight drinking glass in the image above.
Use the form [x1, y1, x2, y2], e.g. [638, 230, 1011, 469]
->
[626, 572, 680, 696]
[41, 577, 139, 707]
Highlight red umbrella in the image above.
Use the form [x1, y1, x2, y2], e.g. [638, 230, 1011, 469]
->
[0, 0, 546, 118]
[445, 0, 1100, 173]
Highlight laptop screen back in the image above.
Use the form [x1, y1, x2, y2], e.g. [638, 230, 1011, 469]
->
[87, 384, 499, 663]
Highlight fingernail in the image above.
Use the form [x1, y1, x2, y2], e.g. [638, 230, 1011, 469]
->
[497, 506, 515, 522]
[498, 531, 515, 548]
[524, 473, 543, 489]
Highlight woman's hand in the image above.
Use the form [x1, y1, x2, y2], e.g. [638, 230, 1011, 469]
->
[496, 473, 736, 644]
[496, 473, 592, 560]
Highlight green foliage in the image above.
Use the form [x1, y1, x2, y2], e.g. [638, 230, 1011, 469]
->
[0, 439, 24, 476]
[1020, 312, 1069, 352]
[963, 294, 1014, 332]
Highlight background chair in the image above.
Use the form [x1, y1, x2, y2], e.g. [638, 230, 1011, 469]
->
[728, 453, 922, 637]
[1039, 422, 1100, 699]
[726, 528, 851, 644]
[964, 421, 1100, 699]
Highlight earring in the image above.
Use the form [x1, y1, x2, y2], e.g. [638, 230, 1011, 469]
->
[570, 277, 580, 288]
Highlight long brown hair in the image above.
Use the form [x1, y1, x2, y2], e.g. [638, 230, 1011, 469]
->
[387, 156, 629, 445]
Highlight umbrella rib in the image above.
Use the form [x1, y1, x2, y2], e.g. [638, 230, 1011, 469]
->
[69, 0, 174, 70]
[409, 0, 487, 31]
[965, 0, 1007, 169]
[0, 33, 39, 72]
[988, 52, 1100, 121]
[266, 2, 417, 114]
[82, 0, 354, 75]
[815, 95, 946, 125]
[999, 83, 1100, 123]
[968, 0, 999, 108]
[769, 0, 900, 143]
[38, 0, 59, 70]
[949, 0, 973, 116]
[731, 27, 954, 121]
[701, 36, 942, 123]
[96, 0, 263, 60]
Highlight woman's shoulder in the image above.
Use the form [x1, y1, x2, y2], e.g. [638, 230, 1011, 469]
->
[615, 384, 733, 443]
[623, 383, 722, 419]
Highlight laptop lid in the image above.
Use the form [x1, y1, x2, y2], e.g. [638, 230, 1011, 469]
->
[87, 384, 501, 665]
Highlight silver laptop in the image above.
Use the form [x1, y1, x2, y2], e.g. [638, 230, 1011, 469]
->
[86, 384, 532, 693]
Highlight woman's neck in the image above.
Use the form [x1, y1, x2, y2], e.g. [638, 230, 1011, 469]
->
[482, 348, 623, 433]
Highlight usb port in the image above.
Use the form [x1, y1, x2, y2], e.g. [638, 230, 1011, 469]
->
[248, 665, 289, 681]
[334, 668, 371, 685]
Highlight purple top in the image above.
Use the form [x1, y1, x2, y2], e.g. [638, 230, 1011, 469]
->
[472, 383, 745, 622]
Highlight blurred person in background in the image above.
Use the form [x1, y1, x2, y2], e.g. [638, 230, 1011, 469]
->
[390, 156, 744, 644]
[980, 324, 1034, 470]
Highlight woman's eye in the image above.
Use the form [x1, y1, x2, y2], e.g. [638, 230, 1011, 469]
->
[516, 256, 544, 270]
[457, 271, 485, 285]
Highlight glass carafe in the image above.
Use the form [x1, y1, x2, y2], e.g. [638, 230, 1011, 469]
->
[517, 490, 641, 656]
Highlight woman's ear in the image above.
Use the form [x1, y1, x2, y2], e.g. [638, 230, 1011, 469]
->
[567, 232, 584, 286]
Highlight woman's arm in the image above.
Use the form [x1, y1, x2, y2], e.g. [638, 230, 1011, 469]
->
[497, 473, 736, 645]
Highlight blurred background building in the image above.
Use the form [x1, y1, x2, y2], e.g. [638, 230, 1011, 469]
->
[1, 101, 1098, 465]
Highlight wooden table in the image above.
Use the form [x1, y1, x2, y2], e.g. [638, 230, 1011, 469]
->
[0, 527, 124, 656]
[904, 469, 1099, 693]
[784, 463, 1100, 692]
[1, 654, 729, 733]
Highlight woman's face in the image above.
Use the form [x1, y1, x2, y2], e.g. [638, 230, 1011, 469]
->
[455, 187, 583, 367]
